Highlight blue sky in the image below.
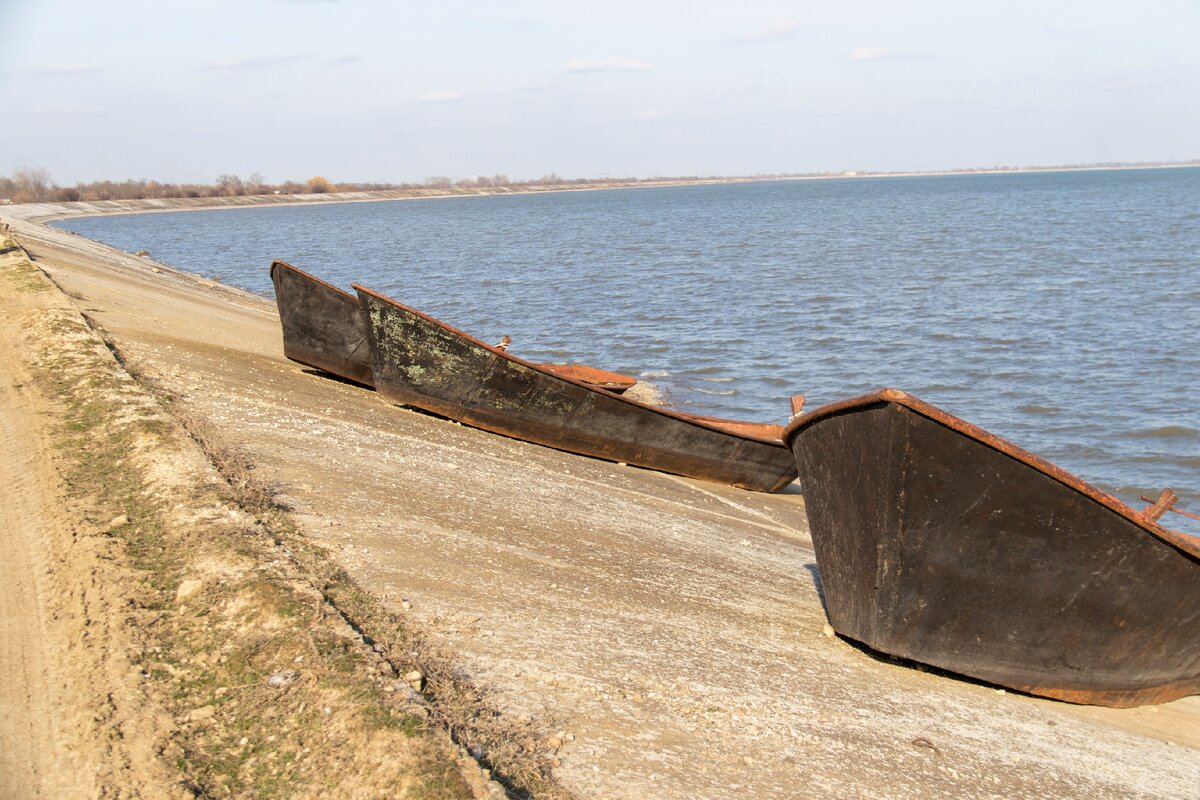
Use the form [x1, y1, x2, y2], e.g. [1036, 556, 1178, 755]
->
[1, 0, 1197, 184]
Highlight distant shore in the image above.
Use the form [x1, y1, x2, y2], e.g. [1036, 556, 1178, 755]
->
[5, 161, 1197, 225]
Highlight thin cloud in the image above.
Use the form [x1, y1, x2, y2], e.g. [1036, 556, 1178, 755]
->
[26, 63, 100, 76]
[21, 106, 103, 116]
[631, 109, 673, 120]
[326, 55, 362, 65]
[849, 47, 891, 62]
[419, 90, 465, 103]
[736, 17, 802, 42]
[205, 54, 313, 70]
[1091, 77, 1144, 92]
[566, 58, 650, 73]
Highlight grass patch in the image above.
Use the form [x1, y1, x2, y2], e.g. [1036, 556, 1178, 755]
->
[10, 241, 572, 798]
[21, 298, 480, 798]
[0, 237, 51, 294]
[110, 336, 571, 799]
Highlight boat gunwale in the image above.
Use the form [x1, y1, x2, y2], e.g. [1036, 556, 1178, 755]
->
[539, 362, 638, 390]
[352, 282, 787, 446]
[784, 387, 1200, 559]
[272, 260, 638, 391]
[271, 258, 356, 300]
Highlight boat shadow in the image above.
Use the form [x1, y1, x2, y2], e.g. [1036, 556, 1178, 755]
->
[301, 367, 374, 390]
[803, 561, 826, 609]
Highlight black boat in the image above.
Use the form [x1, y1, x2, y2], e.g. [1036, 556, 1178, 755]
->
[785, 388, 1200, 707]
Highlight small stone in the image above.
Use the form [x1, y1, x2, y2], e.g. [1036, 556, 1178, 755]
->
[109, 514, 130, 528]
[150, 267, 163, 273]
[187, 705, 216, 722]
[175, 578, 204, 602]
[238, 737, 249, 746]
[267, 670, 299, 688]
[405, 669, 424, 690]
[822, 623, 836, 638]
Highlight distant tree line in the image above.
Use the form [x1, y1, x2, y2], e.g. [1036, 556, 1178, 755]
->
[5, 161, 1195, 205]
[0, 167, 754, 205]
[0, 168, 353, 203]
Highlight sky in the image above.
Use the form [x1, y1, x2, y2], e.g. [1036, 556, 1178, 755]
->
[1, 0, 1198, 185]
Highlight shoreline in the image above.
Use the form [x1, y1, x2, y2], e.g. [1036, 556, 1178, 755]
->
[1, 210, 1198, 798]
[5, 161, 1197, 225]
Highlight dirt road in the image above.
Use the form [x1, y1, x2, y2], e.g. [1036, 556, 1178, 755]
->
[0, 240, 183, 798]
[3, 210, 1198, 798]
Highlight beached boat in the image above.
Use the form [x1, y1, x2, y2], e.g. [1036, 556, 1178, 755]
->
[271, 259, 375, 386]
[353, 283, 798, 492]
[784, 388, 1200, 707]
[270, 259, 637, 393]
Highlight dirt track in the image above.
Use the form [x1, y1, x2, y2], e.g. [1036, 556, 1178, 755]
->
[2, 207, 1198, 799]
[0, 240, 181, 798]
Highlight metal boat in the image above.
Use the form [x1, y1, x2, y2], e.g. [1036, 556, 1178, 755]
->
[354, 283, 798, 492]
[270, 259, 637, 393]
[271, 259, 374, 386]
[784, 388, 1200, 707]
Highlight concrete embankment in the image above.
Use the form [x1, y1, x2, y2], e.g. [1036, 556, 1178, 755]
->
[1, 209, 1197, 799]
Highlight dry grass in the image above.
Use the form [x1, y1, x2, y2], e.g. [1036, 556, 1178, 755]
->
[85, 324, 572, 799]
[25, 291, 478, 798]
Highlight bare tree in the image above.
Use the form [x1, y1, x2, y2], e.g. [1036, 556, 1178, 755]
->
[246, 172, 266, 194]
[12, 167, 54, 202]
[216, 173, 244, 196]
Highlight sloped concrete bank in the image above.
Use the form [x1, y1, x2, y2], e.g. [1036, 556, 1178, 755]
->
[1, 210, 1197, 799]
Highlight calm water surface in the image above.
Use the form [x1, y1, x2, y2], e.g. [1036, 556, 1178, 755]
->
[56, 168, 1200, 532]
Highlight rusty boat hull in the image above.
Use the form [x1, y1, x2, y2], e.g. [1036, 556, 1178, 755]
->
[354, 284, 798, 492]
[270, 259, 375, 387]
[784, 388, 1200, 707]
[271, 260, 641, 396]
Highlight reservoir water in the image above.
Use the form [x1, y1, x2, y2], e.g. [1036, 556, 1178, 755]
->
[55, 167, 1200, 533]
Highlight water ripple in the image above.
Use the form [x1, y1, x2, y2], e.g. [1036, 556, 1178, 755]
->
[55, 167, 1200, 525]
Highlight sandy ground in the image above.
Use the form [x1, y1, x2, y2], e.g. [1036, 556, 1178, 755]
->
[0, 240, 182, 798]
[2, 210, 1198, 799]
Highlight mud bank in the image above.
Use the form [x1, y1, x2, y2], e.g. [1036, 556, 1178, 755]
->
[1, 210, 1197, 799]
